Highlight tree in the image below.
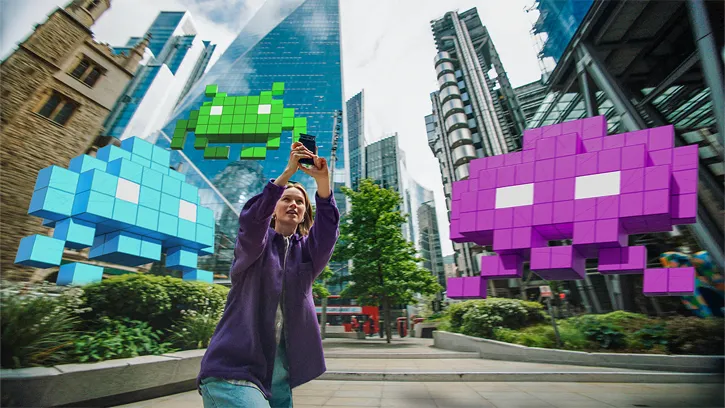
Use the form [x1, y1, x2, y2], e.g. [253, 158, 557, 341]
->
[312, 265, 334, 339]
[333, 179, 441, 343]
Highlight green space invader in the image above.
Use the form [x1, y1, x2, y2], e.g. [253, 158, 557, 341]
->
[171, 83, 309, 160]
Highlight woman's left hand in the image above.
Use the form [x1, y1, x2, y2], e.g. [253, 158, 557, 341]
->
[299, 155, 329, 181]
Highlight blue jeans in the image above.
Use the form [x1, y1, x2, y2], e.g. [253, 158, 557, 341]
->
[200, 341, 293, 408]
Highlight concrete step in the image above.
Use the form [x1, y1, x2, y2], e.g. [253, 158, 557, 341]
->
[319, 371, 723, 384]
[324, 351, 480, 359]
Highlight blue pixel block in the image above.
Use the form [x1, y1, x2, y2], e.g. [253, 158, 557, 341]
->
[183, 269, 213, 283]
[121, 137, 153, 159]
[35, 165, 79, 194]
[56, 262, 104, 286]
[29, 187, 74, 220]
[142, 167, 164, 191]
[69, 155, 107, 174]
[77, 169, 118, 196]
[106, 158, 143, 184]
[151, 145, 171, 166]
[166, 246, 198, 272]
[17, 136, 217, 283]
[96, 144, 132, 163]
[180, 183, 199, 203]
[15, 235, 65, 268]
[53, 218, 95, 249]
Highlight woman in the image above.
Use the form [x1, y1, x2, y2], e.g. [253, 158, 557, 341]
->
[198, 142, 340, 408]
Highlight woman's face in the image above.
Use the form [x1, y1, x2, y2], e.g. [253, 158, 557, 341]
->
[274, 187, 306, 227]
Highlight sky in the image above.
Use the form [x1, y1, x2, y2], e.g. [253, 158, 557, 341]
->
[1, 0, 544, 256]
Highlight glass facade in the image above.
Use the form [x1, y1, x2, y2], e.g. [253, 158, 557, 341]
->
[147, 12, 186, 57]
[533, 0, 594, 62]
[150, 0, 344, 279]
[346, 91, 364, 191]
[364, 135, 399, 192]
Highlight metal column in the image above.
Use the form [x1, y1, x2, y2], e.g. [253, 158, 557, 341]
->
[687, 0, 725, 150]
[576, 58, 599, 118]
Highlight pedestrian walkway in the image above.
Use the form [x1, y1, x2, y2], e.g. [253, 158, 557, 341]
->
[116, 381, 723, 407]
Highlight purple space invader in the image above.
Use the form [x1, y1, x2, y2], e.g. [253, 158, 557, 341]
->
[447, 116, 698, 299]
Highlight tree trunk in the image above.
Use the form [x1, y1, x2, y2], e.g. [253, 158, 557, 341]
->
[320, 296, 328, 339]
[382, 295, 392, 344]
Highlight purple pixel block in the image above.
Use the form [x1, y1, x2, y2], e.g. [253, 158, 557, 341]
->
[643, 267, 696, 296]
[462, 276, 487, 298]
[449, 116, 698, 298]
[446, 277, 464, 298]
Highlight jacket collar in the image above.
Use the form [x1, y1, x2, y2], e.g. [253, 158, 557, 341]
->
[269, 226, 303, 242]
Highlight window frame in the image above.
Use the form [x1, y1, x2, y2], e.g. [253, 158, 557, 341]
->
[68, 55, 105, 88]
[35, 90, 79, 126]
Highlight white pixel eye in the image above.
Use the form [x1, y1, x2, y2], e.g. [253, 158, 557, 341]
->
[495, 183, 534, 209]
[210, 106, 223, 115]
[575, 171, 621, 199]
[179, 200, 197, 222]
[116, 178, 140, 204]
[258, 104, 272, 115]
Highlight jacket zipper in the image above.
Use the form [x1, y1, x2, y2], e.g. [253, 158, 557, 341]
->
[281, 236, 292, 380]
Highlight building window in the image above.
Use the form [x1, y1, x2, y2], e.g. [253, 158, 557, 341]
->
[86, 0, 101, 12]
[36, 91, 78, 125]
[69, 56, 104, 87]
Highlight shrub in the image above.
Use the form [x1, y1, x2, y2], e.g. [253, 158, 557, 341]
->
[71, 317, 177, 363]
[665, 317, 724, 355]
[168, 309, 222, 350]
[446, 300, 477, 332]
[572, 315, 627, 349]
[82, 274, 229, 332]
[0, 282, 86, 368]
[629, 324, 668, 351]
[495, 322, 588, 350]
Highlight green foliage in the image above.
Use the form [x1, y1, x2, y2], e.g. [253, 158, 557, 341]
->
[82, 274, 229, 332]
[665, 317, 724, 355]
[629, 324, 668, 351]
[444, 298, 546, 338]
[71, 317, 176, 363]
[168, 309, 222, 350]
[571, 315, 627, 349]
[312, 266, 334, 299]
[0, 282, 85, 368]
[494, 323, 589, 350]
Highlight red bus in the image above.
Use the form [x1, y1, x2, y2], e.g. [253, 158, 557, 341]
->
[315, 295, 379, 334]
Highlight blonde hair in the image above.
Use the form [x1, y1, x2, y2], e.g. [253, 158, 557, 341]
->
[270, 182, 314, 236]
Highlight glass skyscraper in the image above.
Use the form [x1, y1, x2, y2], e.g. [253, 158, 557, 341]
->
[150, 0, 344, 278]
[346, 91, 365, 191]
[104, 11, 216, 142]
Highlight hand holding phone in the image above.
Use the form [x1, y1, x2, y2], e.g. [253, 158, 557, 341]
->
[298, 134, 316, 166]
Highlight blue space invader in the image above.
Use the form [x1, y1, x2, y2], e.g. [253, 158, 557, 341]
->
[15, 137, 217, 285]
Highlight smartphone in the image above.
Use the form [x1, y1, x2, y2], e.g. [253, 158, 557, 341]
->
[298, 133, 316, 166]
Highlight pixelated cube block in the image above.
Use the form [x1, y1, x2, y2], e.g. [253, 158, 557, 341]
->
[475, 210, 495, 232]
[647, 149, 672, 166]
[96, 144, 132, 164]
[534, 158, 555, 181]
[522, 149, 536, 163]
[166, 246, 198, 272]
[575, 152, 598, 176]
[648, 125, 674, 151]
[672, 145, 698, 171]
[504, 151, 522, 166]
[487, 155, 505, 169]
[77, 168, 118, 196]
[523, 128, 542, 150]
[103, 230, 142, 255]
[142, 166, 164, 191]
[160, 194, 180, 216]
[492, 228, 513, 252]
[594, 219, 626, 247]
[620, 168, 644, 193]
[28, 187, 74, 220]
[446, 277, 464, 298]
[56, 262, 104, 286]
[162, 174, 182, 196]
[668, 267, 695, 295]
[451, 180, 469, 200]
[107, 198, 138, 226]
[462, 276, 487, 298]
[199, 246, 214, 256]
[621, 144, 646, 169]
[158, 212, 178, 237]
[35, 165, 79, 194]
[536, 246, 586, 280]
[205, 84, 218, 97]
[106, 158, 143, 184]
[167, 169, 186, 182]
[479, 255, 499, 277]
[671, 193, 697, 223]
[511, 226, 545, 250]
[14, 235, 65, 268]
[581, 116, 607, 139]
[625, 129, 649, 147]
[582, 138, 602, 153]
[69, 154, 107, 174]
[139, 186, 161, 210]
[475, 190, 494, 211]
[534, 180, 554, 204]
[599, 245, 646, 274]
[197, 206, 214, 227]
[140, 237, 162, 261]
[53, 218, 95, 249]
[183, 269, 213, 283]
[597, 147, 621, 173]
[177, 219, 196, 243]
[536, 138, 556, 160]
[459, 212, 479, 237]
[72, 190, 114, 222]
[499, 254, 524, 278]
[495, 183, 534, 209]
[151, 145, 171, 166]
[530, 247, 550, 269]
[573, 221, 596, 244]
[478, 169, 496, 189]
[552, 200, 574, 224]
[555, 133, 583, 157]
[603, 133, 625, 149]
[542, 123, 563, 138]
[130, 155, 151, 168]
[596, 195, 619, 219]
[574, 198, 597, 221]
[114, 178, 139, 205]
[554, 155, 576, 179]
[515, 162, 534, 184]
[460, 191, 477, 213]
[533, 203, 553, 226]
[129, 206, 160, 235]
[496, 167, 515, 187]
[450, 200, 461, 220]
[553, 177, 574, 201]
[272, 82, 284, 95]
[644, 165, 670, 191]
[494, 208, 514, 229]
[643, 269, 668, 296]
[672, 169, 697, 194]
[196, 225, 214, 248]
[513, 205, 532, 227]
[121, 137, 153, 159]
[643, 189, 669, 216]
[179, 199, 198, 223]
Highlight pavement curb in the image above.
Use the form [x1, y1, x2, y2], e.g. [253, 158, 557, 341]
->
[320, 371, 724, 383]
[324, 352, 480, 359]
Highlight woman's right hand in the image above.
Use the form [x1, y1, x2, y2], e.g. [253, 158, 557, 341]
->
[286, 142, 314, 173]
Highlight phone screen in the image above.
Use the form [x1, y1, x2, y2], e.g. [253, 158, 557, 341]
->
[299, 134, 316, 166]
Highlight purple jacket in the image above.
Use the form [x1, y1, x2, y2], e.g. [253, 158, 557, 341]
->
[198, 180, 339, 399]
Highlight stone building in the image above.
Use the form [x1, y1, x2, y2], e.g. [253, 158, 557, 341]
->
[0, 0, 147, 280]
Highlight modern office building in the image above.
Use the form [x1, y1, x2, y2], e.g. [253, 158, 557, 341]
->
[512, 79, 548, 124]
[426, 8, 536, 278]
[412, 182, 445, 288]
[146, 0, 344, 278]
[365, 134, 402, 192]
[104, 11, 216, 142]
[0, 0, 146, 280]
[532, 0, 595, 63]
[346, 91, 365, 192]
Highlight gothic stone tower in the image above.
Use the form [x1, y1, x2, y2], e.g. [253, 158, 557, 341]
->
[0, 0, 147, 280]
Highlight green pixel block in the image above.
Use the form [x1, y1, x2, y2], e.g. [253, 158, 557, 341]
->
[272, 82, 284, 95]
[231, 124, 244, 134]
[209, 116, 221, 125]
[247, 96, 259, 105]
[271, 104, 283, 114]
[188, 119, 198, 128]
[203, 147, 216, 159]
[255, 124, 270, 133]
[189, 111, 199, 120]
[200, 106, 211, 116]
[220, 124, 231, 134]
[212, 97, 224, 105]
[198, 116, 209, 125]
[282, 118, 294, 129]
[245, 114, 257, 124]
[243, 124, 256, 134]
[253, 147, 266, 158]
[202, 101, 212, 107]
[175, 119, 188, 130]
[260, 92, 272, 104]
[173, 128, 185, 139]
[205, 84, 218, 97]
[217, 92, 227, 97]
[223, 106, 234, 115]
[195, 124, 208, 135]
[294, 117, 307, 127]
[267, 136, 281, 149]
[269, 124, 282, 134]
[235, 96, 248, 105]
[194, 137, 208, 150]
[220, 115, 233, 125]
[240, 147, 255, 159]
[232, 115, 244, 124]
[283, 108, 295, 118]
[257, 115, 270, 124]
[224, 97, 236, 106]
[234, 106, 247, 115]
[270, 114, 283, 124]
[171, 137, 184, 150]
[216, 146, 230, 159]
[207, 124, 219, 134]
